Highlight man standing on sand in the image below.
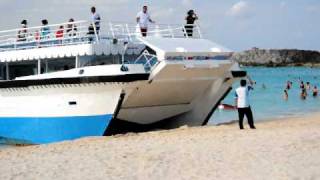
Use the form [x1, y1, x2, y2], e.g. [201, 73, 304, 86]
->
[136, 5, 155, 37]
[235, 79, 256, 130]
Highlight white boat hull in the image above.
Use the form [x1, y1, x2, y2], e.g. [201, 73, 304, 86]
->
[0, 83, 123, 144]
[106, 60, 245, 134]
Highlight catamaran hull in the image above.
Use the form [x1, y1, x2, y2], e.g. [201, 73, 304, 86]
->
[0, 83, 124, 144]
[0, 115, 113, 144]
[106, 61, 245, 134]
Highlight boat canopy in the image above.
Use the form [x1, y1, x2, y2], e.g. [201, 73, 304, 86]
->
[0, 42, 146, 62]
[138, 37, 232, 60]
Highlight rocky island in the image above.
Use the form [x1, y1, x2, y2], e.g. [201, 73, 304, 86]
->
[232, 48, 320, 67]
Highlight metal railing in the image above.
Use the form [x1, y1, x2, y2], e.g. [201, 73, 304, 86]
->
[0, 20, 102, 52]
[104, 22, 202, 40]
[0, 20, 202, 52]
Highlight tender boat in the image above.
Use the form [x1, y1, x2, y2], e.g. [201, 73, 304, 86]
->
[0, 20, 245, 144]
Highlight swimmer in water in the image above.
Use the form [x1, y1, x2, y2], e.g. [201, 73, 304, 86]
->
[301, 88, 307, 100]
[283, 89, 288, 100]
[300, 81, 305, 89]
[313, 86, 318, 97]
[286, 81, 291, 90]
[306, 82, 311, 90]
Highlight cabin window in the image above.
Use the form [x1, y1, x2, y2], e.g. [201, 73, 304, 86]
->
[78, 55, 123, 67]
[3, 61, 37, 80]
[0, 64, 6, 80]
[42, 57, 75, 73]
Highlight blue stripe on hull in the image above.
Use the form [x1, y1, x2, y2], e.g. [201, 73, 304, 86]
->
[0, 114, 112, 144]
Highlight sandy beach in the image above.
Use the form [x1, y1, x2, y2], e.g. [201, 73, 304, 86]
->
[1, 114, 320, 180]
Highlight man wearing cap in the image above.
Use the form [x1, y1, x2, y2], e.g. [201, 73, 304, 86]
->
[136, 5, 155, 37]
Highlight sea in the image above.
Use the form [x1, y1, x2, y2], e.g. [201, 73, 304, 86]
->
[210, 67, 320, 125]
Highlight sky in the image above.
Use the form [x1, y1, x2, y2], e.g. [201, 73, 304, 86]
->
[0, 0, 319, 51]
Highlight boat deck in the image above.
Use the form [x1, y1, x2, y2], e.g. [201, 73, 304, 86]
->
[0, 20, 202, 52]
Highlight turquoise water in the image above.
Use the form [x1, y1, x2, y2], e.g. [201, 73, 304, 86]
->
[210, 67, 320, 125]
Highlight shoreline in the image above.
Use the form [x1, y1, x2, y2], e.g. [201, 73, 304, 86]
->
[1, 113, 320, 179]
[215, 110, 320, 126]
[239, 63, 320, 68]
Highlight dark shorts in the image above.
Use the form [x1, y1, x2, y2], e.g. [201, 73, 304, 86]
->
[140, 28, 147, 37]
[237, 106, 255, 129]
[184, 25, 194, 37]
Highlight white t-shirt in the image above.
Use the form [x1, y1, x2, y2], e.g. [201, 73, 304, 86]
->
[235, 86, 253, 108]
[136, 11, 151, 28]
[92, 13, 101, 28]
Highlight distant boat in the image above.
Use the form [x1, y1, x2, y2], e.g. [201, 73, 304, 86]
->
[0, 20, 246, 144]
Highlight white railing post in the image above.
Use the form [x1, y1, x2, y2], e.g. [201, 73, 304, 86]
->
[92, 21, 100, 43]
[75, 55, 79, 68]
[37, 59, 41, 74]
[109, 22, 115, 39]
[125, 24, 132, 41]
[196, 23, 202, 38]
[45, 60, 48, 73]
[14, 40, 17, 50]
[5, 62, 9, 80]
[168, 25, 174, 38]
[183, 26, 188, 38]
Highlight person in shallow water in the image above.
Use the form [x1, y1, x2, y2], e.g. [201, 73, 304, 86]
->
[300, 81, 305, 89]
[306, 82, 311, 90]
[235, 79, 256, 130]
[312, 86, 318, 97]
[286, 81, 292, 90]
[283, 89, 289, 100]
[301, 88, 307, 100]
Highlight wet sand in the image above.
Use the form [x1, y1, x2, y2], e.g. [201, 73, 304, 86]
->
[1, 114, 320, 180]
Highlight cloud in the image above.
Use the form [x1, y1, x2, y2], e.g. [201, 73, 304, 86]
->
[152, 7, 175, 20]
[280, 1, 287, 9]
[305, 5, 320, 13]
[182, 0, 193, 7]
[226, 1, 251, 18]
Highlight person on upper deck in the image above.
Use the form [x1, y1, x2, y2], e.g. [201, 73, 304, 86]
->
[40, 19, 51, 39]
[55, 25, 64, 39]
[91, 7, 101, 34]
[17, 20, 28, 42]
[136, 5, 155, 37]
[66, 18, 78, 37]
[185, 10, 198, 37]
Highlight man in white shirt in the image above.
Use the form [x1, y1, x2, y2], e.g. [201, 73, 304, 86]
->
[136, 6, 155, 37]
[235, 79, 256, 129]
[91, 6, 101, 34]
